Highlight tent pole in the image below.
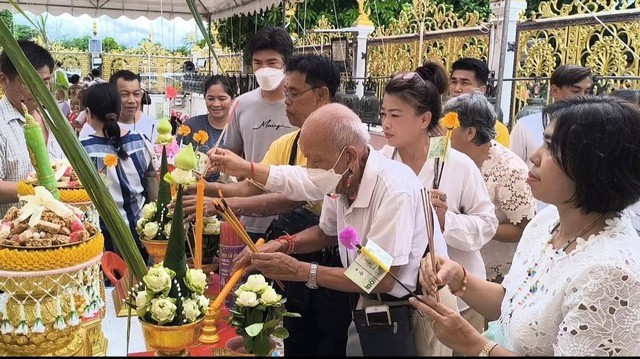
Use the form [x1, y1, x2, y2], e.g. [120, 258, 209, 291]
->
[208, 13, 212, 74]
[282, 0, 286, 28]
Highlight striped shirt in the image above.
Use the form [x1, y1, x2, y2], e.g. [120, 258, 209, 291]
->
[0, 96, 65, 217]
[81, 131, 154, 236]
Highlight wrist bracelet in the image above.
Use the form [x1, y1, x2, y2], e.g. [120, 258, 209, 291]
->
[250, 161, 255, 179]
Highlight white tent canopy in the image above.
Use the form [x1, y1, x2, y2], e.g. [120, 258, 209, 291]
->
[0, 0, 283, 20]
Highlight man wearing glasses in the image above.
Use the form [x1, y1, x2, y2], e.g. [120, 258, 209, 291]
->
[185, 54, 354, 356]
[78, 70, 157, 142]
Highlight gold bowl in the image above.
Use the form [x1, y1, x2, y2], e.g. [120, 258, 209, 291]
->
[140, 237, 168, 264]
[140, 318, 204, 356]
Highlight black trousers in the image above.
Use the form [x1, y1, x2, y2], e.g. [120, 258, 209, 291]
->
[284, 285, 358, 356]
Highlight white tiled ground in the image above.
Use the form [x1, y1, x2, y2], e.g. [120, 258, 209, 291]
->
[102, 287, 147, 356]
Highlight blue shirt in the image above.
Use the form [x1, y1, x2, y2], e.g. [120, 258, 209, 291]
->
[81, 131, 153, 237]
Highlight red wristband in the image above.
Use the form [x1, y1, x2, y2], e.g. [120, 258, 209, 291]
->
[250, 161, 255, 179]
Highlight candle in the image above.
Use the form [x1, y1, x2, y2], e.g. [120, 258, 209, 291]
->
[21, 104, 59, 199]
[211, 238, 265, 311]
[194, 179, 205, 269]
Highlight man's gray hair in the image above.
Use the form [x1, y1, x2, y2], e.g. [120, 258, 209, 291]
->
[443, 91, 496, 145]
[328, 115, 371, 152]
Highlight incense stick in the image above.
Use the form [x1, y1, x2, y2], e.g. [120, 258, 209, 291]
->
[421, 188, 440, 302]
[215, 191, 285, 291]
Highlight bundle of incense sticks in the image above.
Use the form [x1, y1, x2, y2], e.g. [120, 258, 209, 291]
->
[421, 187, 440, 302]
[213, 190, 284, 290]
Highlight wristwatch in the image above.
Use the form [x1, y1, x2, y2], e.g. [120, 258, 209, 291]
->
[478, 340, 498, 357]
[305, 262, 319, 289]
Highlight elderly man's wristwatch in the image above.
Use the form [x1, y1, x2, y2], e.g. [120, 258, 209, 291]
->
[305, 262, 319, 289]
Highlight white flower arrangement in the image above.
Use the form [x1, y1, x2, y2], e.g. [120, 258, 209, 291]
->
[229, 274, 300, 356]
[130, 264, 209, 326]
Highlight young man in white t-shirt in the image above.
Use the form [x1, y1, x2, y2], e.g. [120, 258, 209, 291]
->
[79, 70, 157, 142]
[218, 26, 296, 240]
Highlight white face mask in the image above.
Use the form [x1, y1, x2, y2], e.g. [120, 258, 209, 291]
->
[307, 148, 349, 195]
[254, 67, 285, 91]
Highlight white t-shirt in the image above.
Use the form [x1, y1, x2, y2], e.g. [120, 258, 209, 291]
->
[490, 206, 640, 355]
[380, 145, 498, 311]
[223, 88, 295, 235]
[79, 112, 158, 143]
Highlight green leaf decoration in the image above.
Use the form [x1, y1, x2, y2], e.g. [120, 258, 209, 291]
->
[244, 323, 264, 337]
[163, 185, 187, 297]
[252, 333, 271, 356]
[0, 18, 147, 281]
[154, 146, 171, 230]
[243, 335, 253, 353]
[263, 318, 280, 330]
[272, 326, 289, 339]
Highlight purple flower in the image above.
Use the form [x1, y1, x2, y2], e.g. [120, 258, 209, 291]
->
[338, 226, 361, 250]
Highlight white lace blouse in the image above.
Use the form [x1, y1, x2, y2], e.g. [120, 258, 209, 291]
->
[480, 141, 536, 280]
[490, 206, 640, 356]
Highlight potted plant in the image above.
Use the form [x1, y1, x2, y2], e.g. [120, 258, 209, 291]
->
[128, 144, 209, 356]
[227, 274, 300, 356]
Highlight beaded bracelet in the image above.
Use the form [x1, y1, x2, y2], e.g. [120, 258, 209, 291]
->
[284, 235, 295, 255]
[449, 265, 467, 296]
[277, 235, 296, 255]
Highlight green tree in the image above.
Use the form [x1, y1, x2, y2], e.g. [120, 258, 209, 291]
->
[102, 36, 125, 52]
[14, 24, 37, 40]
[214, 0, 496, 53]
[0, 9, 13, 30]
[57, 34, 91, 51]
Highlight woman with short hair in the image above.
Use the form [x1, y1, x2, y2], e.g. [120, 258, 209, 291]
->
[413, 96, 640, 356]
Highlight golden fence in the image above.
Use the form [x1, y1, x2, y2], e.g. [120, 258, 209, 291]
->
[510, 0, 640, 124]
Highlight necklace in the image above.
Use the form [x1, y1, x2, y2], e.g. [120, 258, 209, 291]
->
[549, 213, 607, 254]
[504, 213, 607, 319]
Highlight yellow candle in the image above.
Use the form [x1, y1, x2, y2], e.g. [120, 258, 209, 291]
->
[194, 179, 205, 269]
[211, 238, 265, 311]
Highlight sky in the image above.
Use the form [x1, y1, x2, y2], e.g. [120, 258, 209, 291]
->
[14, 11, 200, 49]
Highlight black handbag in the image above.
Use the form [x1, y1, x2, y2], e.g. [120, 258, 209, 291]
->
[353, 305, 417, 356]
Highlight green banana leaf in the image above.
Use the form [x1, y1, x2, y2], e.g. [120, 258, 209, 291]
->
[163, 186, 187, 306]
[0, 19, 147, 282]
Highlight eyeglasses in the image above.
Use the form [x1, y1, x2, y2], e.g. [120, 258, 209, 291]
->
[395, 72, 427, 87]
[120, 90, 145, 99]
[284, 86, 318, 101]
